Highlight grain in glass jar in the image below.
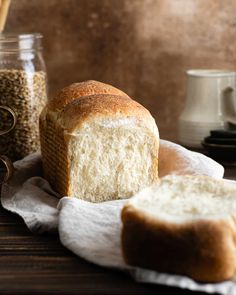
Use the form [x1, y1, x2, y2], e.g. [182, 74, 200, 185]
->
[0, 33, 47, 161]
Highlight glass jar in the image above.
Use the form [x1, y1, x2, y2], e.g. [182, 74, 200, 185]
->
[0, 33, 48, 161]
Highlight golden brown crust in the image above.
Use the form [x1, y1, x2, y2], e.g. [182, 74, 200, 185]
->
[122, 204, 236, 282]
[58, 94, 154, 132]
[39, 115, 70, 194]
[47, 80, 129, 112]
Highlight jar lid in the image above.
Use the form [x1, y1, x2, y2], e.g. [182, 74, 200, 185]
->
[0, 33, 43, 52]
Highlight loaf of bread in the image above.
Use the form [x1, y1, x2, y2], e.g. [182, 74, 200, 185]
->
[122, 175, 236, 282]
[39, 80, 159, 202]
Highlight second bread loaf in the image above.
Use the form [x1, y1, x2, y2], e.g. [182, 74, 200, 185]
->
[122, 175, 236, 282]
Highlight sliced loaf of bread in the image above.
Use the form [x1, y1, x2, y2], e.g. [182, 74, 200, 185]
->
[40, 81, 159, 202]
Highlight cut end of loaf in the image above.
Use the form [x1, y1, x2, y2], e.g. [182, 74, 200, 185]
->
[129, 175, 236, 220]
[68, 116, 159, 202]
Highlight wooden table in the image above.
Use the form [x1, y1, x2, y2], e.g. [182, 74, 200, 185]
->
[0, 165, 235, 295]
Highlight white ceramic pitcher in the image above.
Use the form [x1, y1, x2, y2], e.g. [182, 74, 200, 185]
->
[178, 69, 236, 148]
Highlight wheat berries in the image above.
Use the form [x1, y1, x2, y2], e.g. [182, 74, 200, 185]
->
[0, 69, 47, 161]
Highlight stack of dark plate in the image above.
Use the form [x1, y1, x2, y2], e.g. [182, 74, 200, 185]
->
[202, 130, 236, 162]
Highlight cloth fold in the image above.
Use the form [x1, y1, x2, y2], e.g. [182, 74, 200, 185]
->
[2, 140, 234, 295]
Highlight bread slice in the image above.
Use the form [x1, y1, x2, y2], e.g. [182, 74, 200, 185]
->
[121, 175, 236, 282]
[39, 81, 159, 202]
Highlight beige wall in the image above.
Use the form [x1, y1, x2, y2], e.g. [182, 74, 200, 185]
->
[5, 0, 236, 141]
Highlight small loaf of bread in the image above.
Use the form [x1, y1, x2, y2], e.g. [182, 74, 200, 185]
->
[122, 175, 236, 282]
[39, 80, 159, 202]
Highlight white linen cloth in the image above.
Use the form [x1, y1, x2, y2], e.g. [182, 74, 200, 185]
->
[2, 140, 235, 295]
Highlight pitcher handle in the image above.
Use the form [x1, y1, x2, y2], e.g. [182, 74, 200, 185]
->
[0, 155, 13, 184]
[0, 106, 17, 136]
[222, 87, 236, 125]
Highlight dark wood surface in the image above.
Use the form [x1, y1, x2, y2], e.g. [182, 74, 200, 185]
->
[0, 165, 235, 295]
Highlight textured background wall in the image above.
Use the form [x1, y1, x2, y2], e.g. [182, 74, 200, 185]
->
[5, 0, 236, 141]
